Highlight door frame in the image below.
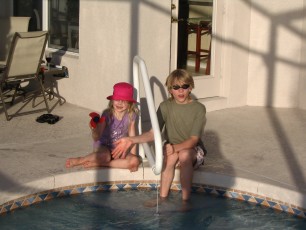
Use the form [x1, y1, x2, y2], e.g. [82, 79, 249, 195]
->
[170, 0, 226, 99]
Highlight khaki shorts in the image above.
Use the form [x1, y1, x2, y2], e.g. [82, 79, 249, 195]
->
[172, 144, 206, 170]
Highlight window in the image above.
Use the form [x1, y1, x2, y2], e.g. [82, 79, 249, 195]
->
[48, 0, 79, 52]
[14, 0, 43, 31]
[13, 0, 79, 53]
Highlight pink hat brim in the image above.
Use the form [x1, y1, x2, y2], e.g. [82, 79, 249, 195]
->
[106, 95, 137, 103]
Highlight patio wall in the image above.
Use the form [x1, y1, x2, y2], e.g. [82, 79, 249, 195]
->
[246, 0, 306, 108]
[53, 0, 171, 115]
[47, 0, 306, 112]
[1, 0, 306, 114]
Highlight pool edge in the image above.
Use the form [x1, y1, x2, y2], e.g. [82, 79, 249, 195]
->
[1, 167, 306, 218]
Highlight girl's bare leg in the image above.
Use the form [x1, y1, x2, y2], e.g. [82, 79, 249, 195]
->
[65, 153, 97, 168]
[102, 154, 140, 172]
[66, 146, 111, 168]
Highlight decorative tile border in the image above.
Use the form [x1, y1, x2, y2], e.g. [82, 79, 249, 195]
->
[1, 181, 306, 219]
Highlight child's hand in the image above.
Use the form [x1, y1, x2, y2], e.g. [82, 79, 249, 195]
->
[164, 143, 175, 156]
[89, 112, 105, 129]
[112, 138, 133, 159]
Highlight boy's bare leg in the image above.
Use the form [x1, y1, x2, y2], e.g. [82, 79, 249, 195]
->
[178, 149, 197, 201]
[160, 153, 179, 198]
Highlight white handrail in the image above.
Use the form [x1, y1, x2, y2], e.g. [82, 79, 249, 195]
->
[133, 56, 163, 175]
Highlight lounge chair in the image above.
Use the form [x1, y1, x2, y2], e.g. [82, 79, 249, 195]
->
[0, 31, 50, 120]
[0, 17, 31, 65]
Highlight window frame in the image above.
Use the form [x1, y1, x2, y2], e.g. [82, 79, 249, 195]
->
[42, 0, 79, 53]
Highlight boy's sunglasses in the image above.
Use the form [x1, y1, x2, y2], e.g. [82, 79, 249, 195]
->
[171, 84, 190, 90]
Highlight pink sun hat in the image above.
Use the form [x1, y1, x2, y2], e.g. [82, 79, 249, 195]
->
[107, 82, 137, 103]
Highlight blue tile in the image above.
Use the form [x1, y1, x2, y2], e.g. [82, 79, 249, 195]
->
[90, 185, 100, 191]
[149, 184, 157, 190]
[63, 190, 72, 196]
[242, 194, 251, 201]
[116, 184, 126, 190]
[216, 189, 226, 196]
[100, 184, 112, 190]
[229, 191, 239, 198]
[254, 197, 264, 205]
[280, 204, 289, 212]
[27, 197, 35, 204]
[76, 187, 86, 193]
[38, 194, 48, 201]
[14, 201, 23, 207]
[50, 191, 59, 198]
[4, 204, 12, 211]
[292, 207, 302, 216]
[191, 186, 198, 192]
[204, 188, 213, 194]
[267, 200, 277, 207]
[129, 183, 139, 189]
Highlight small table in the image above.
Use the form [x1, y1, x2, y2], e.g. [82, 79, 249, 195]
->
[40, 65, 68, 104]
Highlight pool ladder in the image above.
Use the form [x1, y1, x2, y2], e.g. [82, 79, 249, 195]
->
[133, 56, 163, 175]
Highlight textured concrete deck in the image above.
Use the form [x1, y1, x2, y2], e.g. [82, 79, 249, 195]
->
[0, 100, 306, 211]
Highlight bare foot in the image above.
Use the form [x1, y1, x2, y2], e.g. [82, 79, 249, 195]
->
[65, 157, 82, 168]
[144, 196, 167, 207]
[179, 200, 192, 212]
[129, 166, 139, 172]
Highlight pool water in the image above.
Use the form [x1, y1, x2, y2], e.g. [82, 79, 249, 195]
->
[1, 190, 305, 229]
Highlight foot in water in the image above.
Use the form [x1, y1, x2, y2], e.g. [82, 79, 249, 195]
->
[144, 196, 168, 207]
[179, 200, 192, 212]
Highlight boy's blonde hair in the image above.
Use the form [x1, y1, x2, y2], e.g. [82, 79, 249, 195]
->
[165, 69, 194, 91]
[165, 69, 194, 99]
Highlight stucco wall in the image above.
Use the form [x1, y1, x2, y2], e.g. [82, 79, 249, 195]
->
[221, 0, 251, 108]
[247, 0, 305, 108]
[57, 0, 306, 111]
[1, 0, 306, 112]
[299, 0, 306, 110]
[55, 0, 171, 114]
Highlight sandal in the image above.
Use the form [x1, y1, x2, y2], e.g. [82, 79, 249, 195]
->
[36, 114, 60, 124]
[47, 115, 59, 124]
[36, 114, 53, 123]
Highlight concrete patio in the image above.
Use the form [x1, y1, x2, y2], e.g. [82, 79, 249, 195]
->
[0, 98, 306, 216]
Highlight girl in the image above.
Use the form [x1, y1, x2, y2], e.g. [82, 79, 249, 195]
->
[65, 82, 141, 172]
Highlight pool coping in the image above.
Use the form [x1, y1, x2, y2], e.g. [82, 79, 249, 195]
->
[1, 167, 306, 218]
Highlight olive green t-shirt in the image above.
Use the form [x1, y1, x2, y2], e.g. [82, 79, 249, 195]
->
[157, 99, 206, 146]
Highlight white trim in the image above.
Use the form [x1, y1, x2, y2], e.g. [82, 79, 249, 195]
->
[42, 0, 48, 31]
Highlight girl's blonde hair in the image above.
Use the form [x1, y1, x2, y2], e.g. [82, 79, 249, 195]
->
[108, 100, 139, 121]
[165, 69, 194, 99]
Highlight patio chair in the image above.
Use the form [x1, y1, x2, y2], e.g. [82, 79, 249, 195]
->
[0, 17, 31, 65]
[0, 31, 50, 120]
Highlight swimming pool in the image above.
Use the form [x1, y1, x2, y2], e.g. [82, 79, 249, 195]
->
[1, 189, 306, 229]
